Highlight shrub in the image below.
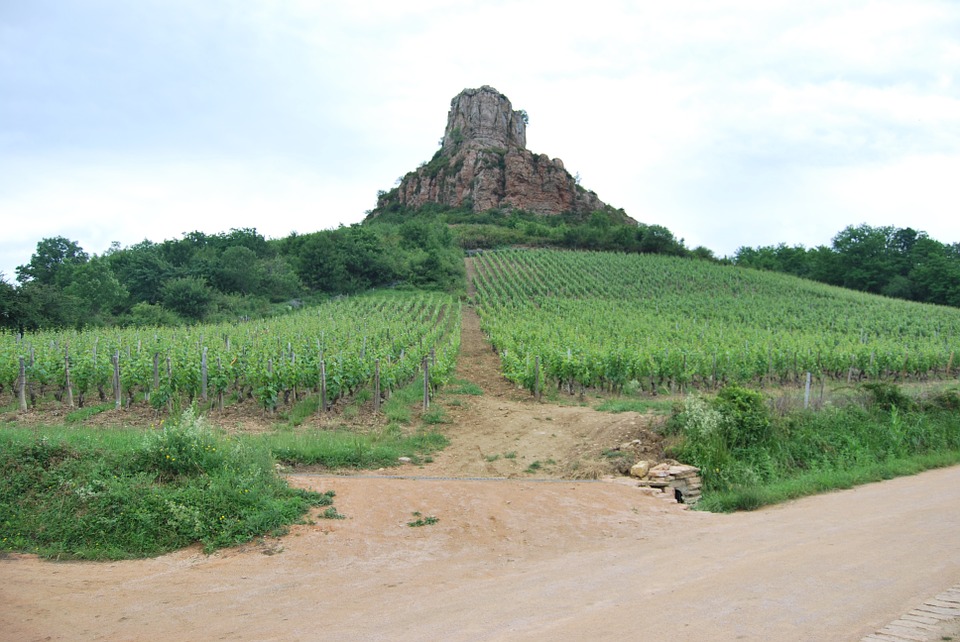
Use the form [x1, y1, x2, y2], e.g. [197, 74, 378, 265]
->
[669, 395, 735, 491]
[135, 410, 226, 480]
[919, 387, 960, 412]
[861, 381, 914, 411]
[712, 385, 772, 449]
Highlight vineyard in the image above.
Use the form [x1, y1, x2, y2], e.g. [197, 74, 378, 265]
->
[472, 249, 960, 394]
[6, 248, 960, 415]
[1, 291, 460, 414]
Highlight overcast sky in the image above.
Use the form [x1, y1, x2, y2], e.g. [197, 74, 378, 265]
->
[2, 0, 959, 281]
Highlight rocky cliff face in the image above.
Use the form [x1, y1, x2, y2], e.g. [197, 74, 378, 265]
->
[372, 85, 633, 221]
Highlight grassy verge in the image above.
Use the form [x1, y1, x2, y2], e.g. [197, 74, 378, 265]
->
[595, 398, 675, 414]
[667, 383, 960, 512]
[0, 410, 334, 560]
[696, 450, 960, 512]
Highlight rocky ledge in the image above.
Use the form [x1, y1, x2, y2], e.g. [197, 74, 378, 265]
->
[371, 85, 634, 222]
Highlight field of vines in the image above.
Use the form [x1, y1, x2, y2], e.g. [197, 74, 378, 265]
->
[1, 291, 460, 413]
[473, 249, 960, 394]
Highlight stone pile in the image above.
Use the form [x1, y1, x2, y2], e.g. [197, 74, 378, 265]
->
[630, 461, 702, 506]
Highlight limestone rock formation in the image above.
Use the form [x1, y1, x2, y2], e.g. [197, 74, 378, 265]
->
[371, 85, 633, 222]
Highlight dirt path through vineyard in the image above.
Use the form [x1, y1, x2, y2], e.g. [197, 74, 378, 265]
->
[2, 258, 960, 641]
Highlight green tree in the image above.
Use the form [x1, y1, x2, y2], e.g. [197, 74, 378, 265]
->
[254, 256, 302, 301]
[0, 275, 17, 330]
[213, 246, 259, 295]
[107, 241, 175, 305]
[16, 236, 88, 286]
[830, 224, 897, 294]
[63, 256, 128, 323]
[14, 282, 85, 330]
[161, 277, 213, 321]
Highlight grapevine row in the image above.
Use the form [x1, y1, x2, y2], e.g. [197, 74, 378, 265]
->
[2, 292, 461, 412]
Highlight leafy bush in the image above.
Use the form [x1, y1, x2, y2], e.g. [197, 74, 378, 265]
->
[136, 410, 227, 480]
[919, 387, 960, 411]
[712, 385, 773, 449]
[669, 395, 734, 491]
[861, 381, 915, 411]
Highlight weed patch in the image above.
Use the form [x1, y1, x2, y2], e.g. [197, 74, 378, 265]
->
[422, 407, 450, 425]
[596, 399, 674, 414]
[65, 403, 114, 423]
[407, 511, 439, 527]
[447, 379, 483, 396]
[258, 428, 448, 469]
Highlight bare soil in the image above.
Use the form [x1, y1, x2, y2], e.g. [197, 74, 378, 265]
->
[2, 271, 959, 640]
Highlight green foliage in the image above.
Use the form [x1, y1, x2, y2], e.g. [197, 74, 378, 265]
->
[595, 398, 674, 414]
[668, 386, 960, 506]
[446, 379, 483, 396]
[257, 428, 448, 468]
[321, 506, 346, 520]
[421, 407, 450, 425]
[407, 512, 439, 527]
[16, 236, 89, 286]
[734, 224, 960, 308]
[919, 387, 960, 411]
[474, 248, 960, 393]
[419, 150, 450, 178]
[136, 410, 227, 479]
[4, 291, 460, 414]
[712, 385, 772, 449]
[127, 301, 180, 327]
[698, 451, 960, 513]
[0, 412, 332, 560]
[161, 276, 214, 321]
[65, 403, 113, 424]
[861, 381, 915, 411]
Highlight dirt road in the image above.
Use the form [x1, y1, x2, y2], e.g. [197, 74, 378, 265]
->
[2, 466, 959, 641]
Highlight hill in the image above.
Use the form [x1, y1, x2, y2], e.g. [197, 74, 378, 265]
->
[368, 85, 633, 223]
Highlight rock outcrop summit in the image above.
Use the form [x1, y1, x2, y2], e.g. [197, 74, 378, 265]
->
[371, 86, 633, 221]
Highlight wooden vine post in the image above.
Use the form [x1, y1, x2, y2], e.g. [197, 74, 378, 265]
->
[112, 350, 121, 409]
[216, 356, 224, 411]
[17, 356, 28, 411]
[318, 359, 327, 416]
[422, 356, 430, 411]
[64, 347, 74, 408]
[201, 347, 208, 402]
[373, 359, 381, 413]
[534, 355, 541, 402]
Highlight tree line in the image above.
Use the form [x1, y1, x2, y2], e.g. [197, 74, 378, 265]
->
[1, 222, 464, 332]
[733, 224, 960, 308]
[5, 213, 954, 332]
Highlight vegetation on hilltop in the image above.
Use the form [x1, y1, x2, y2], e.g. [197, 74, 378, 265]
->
[1, 223, 465, 331]
[734, 223, 960, 308]
[4, 208, 960, 334]
[366, 203, 695, 257]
